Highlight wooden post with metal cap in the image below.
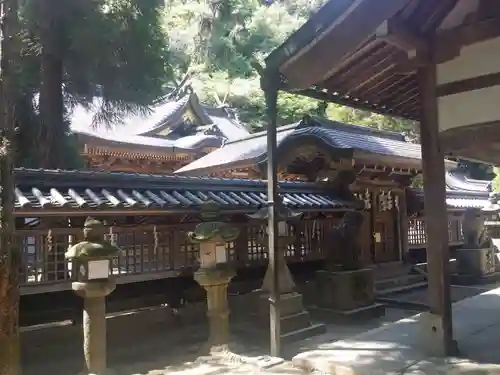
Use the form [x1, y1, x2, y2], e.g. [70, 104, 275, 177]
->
[261, 69, 280, 357]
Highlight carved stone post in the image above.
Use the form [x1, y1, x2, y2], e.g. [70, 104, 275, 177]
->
[188, 202, 239, 353]
[65, 218, 121, 375]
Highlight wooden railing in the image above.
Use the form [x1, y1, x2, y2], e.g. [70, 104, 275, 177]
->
[17, 219, 339, 293]
[408, 215, 464, 249]
[18, 214, 465, 293]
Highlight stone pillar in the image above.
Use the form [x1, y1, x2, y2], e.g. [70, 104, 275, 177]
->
[65, 217, 122, 375]
[194, 268, 235, 351]
[187, 201, 241, 355]
[249, 227, 325, 342]
[73, 280, 116, 375]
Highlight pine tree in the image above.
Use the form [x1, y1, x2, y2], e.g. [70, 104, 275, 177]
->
[0, 0, 22, 372]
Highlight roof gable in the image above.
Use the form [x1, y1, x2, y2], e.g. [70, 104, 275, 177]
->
[70, 91, 250, 151]
[175, 117, 420, 175]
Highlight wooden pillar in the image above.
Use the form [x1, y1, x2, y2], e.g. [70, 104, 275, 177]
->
[234, 215, 248, 264]
[417, 63, 456, 356]
[263, 73, 281, 357]
[398, 190, 409, 263]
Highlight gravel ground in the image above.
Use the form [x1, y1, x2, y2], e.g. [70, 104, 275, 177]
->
[22, 283, 494, 375]
[21, 305, 417, 375]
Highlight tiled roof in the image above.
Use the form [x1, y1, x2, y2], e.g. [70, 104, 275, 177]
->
[175, 117, 421, 175]
[413, 171, 491, 210]
[446, 197, 490, 209]
[70, 92, 250, 151]
[13, 168, 358, 214]
[445, 170, 491, 193]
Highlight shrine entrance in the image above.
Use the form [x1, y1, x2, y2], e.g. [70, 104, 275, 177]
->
[373, 211, 399, 263]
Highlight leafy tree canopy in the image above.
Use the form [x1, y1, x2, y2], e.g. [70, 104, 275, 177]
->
[16, 0, 173, 168]
[163, 0, 418, 137]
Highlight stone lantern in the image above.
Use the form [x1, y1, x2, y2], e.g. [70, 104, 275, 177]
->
[65, 217, 120, 375]
[188, 201, 240, 353]
[247, 201, 325, 341]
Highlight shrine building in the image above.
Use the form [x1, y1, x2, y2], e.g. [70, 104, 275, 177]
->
[69, 89, 250, 174]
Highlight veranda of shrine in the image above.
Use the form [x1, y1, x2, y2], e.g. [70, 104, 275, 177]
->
[259, 0, 500, 358]
[18, 127, 487, 327]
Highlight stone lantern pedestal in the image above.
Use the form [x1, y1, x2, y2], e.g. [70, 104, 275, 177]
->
[253, 245, 325, 342]
[65, 217, 121, 375]
[73, 280, 116, 375]
[188, 202, 240, 355]
[193, 267, 235, 352]
[247, 208, 325, 342]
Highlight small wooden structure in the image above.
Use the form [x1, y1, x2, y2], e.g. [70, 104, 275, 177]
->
[14, 167, 358, 297]
[262, 0, 500, 356]
[15, 166, 488, 329]
[177, 116, 490, 264]
[69, 89, 249, 174]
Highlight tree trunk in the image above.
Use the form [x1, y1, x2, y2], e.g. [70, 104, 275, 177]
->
[0, 0, 22, 373]
[38, 0, 64, 169]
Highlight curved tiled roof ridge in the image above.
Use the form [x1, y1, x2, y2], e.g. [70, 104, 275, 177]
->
[219, 116, 408, 147]
[175, 117, 421, 175]
[445, 170, 491, 194]
[70, 90, 250, 150]
[12, 167, 358, 212]
[304, 116, 407, 142]
[13, 167, 329, 190]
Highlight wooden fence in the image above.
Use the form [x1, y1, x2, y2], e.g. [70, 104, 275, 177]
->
[18, 219, 338, 294]
[407, 215, 464, 249]
[18, 215, 465, 294]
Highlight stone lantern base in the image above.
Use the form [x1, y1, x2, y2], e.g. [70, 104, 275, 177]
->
[253, 290, 326, 342]
[72, 279, 116, 375]
[194, 267, 236, 355]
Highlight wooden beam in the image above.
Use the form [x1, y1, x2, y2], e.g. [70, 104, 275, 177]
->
[279, 0, 410, 90]
[440, 120, 500, 154]
[417, 60, 456, 356]
[436, 71, 500, 97]
[436, 15, 500, 51]
[376, 19, 427, 54]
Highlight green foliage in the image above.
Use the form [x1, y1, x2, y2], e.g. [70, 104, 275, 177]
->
[16, 0, 173, 167]
[493, 168, 500, 192]
[164, 0, 417, 137]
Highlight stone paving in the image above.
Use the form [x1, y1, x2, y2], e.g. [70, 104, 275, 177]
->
[293, 286, 500, 374]
[381, 285, 490, 305]
[21, 304, 415, 375]
[21, 284, 500, 375]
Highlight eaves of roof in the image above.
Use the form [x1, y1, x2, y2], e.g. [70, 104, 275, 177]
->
[175, 118, 423, 175]
[13, 168, 359, 216]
